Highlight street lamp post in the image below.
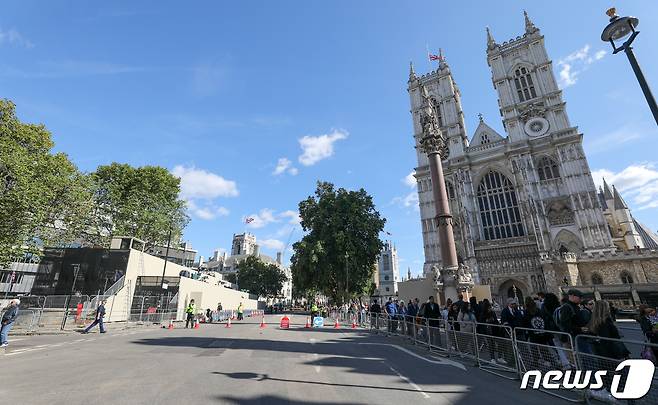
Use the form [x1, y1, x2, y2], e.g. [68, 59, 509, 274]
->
[416, 83, 460, 303]
[601, 7, 658, 126]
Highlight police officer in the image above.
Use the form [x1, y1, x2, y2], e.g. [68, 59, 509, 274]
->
[185, 299, 196, 328]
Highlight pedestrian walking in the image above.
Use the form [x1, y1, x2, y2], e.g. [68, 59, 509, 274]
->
[237, 302, 244, 320]
[185, 299, 196, 328]
[206, 308, 212, 323]
[83, 300, 107, 334]
[1, 299, 20, 347]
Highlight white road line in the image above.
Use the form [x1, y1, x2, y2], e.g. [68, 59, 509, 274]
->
[358, 343, 466, 371]
[387, 364, 431, 399]
[5, 347, 46, 356]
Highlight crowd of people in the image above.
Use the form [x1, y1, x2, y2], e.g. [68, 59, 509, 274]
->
[365, 289, 658, 402]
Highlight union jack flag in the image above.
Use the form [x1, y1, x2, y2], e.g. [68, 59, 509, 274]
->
[245, 217, 255, 224]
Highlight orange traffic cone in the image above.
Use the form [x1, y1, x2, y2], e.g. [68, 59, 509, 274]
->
[259, 315, 266, 329]
[304, 317, 311, 328]
[351, 320, 357, 329]
[226, 317, 232, 328]
[194, 319, 200, 329]
[334, 319, 340, 329]
[168, 320, 174, 330]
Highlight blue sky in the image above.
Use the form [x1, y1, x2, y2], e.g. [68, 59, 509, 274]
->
[2, 2, 658, 275]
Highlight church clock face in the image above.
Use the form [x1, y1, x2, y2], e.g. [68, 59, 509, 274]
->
[524, 117, 549, 137]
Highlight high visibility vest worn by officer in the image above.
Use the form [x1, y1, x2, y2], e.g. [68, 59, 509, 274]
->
[311, 304, 318, 313]
[186, 303, 195, 316]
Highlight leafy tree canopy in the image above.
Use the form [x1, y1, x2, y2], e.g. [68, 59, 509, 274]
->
[90, 163, 189, 248]
[236, 255, 288, 298]
[291, 181, 385, 304]
[0, 100, 94, 265]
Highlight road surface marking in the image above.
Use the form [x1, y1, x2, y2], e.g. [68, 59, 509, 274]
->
[387, 364, 431, 399]
[358, 343, 466, 371]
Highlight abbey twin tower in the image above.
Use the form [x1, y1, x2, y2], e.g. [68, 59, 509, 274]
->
[408, 12, 658, 307]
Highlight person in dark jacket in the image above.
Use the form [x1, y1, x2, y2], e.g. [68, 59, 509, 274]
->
[1, 299, 20, 347]
[586, 300, 630, 401]
[469, 296, 481, 321]
[83, 300, 107, 334]
[500, 298, 523, 329]
[637, 306, 658, 360]
[557, 289, 586, 341]
[406, 299, 418, 337]
[521, 297, 553, 366]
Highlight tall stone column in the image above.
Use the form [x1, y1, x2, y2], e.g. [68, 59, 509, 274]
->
[417, 83, 460, 302]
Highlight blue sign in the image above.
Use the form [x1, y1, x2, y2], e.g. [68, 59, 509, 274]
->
[313, 317, 324, 327]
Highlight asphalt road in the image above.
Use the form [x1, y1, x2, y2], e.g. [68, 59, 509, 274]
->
[0, 314, 564, 405]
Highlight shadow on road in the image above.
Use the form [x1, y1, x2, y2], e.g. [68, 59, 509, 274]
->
[215, 394, 366, 405]
[212, 371, 471, 395]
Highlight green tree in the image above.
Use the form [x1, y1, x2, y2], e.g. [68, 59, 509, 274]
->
[291, 181, 385, 304]
[235, 255, 288, 298]
[89, 163, 189, 248]
[0, 100, 94, 265]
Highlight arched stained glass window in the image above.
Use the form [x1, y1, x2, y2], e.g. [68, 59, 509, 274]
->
[514, 67, 537, 102]
[477, 171, 525, 240]
[537, 156, 560, 181]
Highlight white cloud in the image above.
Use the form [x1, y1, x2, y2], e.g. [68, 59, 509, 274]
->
[172, 165, 238, 199]
[172, 165, 238, 221]
[298, 129, 348, 166]
[187, 201, 230, 220]
[584, 125, 645, 155]
[280, 210, 301, 225]
[403, 171, 416, 188]
[259, 239, 285, 251]
[246, 208, 278, 228]
[0, 28, 33, 48]
[557, 44, 606, 88]
[272, 157, 298, 176]
[592, 163, 658, 210]
[392, 191, 419, 211]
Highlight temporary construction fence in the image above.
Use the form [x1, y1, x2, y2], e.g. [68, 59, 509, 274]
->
[365, 313, 658, 403]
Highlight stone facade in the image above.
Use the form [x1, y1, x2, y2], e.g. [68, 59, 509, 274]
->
[376, 241, 400, 300]
[408, 12, 658, 306]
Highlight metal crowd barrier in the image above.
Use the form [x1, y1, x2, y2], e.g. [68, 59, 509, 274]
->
[362, 312, 658, 403]
[514, 327, 581, 402]
[575, 335, 658, 404]
[476, 323, 517, 379]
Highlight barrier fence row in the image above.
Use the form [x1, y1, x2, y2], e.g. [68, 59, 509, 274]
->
[363, 313, 657, 404]
[2, 295, 264, 334]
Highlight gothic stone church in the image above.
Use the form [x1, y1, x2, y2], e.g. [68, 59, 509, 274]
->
[409, 12, 658, 307]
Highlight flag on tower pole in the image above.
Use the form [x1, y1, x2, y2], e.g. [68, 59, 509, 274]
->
[428, 48, 444, 62]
